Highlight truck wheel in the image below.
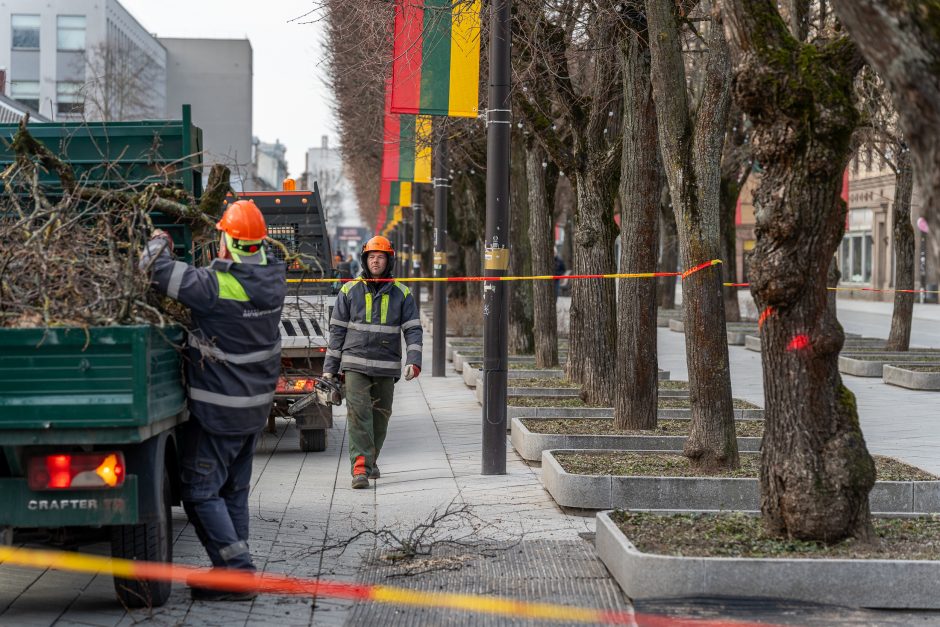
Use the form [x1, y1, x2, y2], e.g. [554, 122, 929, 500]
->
[299, 428, 327, 452]
[110, 467, 172, 608]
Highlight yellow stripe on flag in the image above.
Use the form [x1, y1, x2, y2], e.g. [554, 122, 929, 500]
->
[448, 0, 481, 117]
[415, 116, 433, 183]
[399, 183, 412, 207]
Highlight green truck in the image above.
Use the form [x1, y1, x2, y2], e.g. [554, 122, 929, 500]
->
[0, 108, 203, 607]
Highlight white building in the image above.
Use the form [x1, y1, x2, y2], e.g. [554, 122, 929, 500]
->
[303, 136, 360, 233]
[0, 0, 166, 121]
[251, 137, 288, 191]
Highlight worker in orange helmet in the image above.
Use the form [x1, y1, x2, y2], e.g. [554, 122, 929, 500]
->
[323, 235, 423, 489]
[139, 199, 286, 601]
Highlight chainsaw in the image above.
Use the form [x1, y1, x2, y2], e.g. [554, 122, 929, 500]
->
[287, 375, 345, 415]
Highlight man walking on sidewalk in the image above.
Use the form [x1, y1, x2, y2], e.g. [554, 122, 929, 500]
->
[323, 236, 423, 489]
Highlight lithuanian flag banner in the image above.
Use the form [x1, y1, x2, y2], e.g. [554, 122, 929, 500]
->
[382, 206, 404, 237]
[379, 181, 413, 207]
[375, 205, 388, 234]
[390, 0, 482, 118]
[382, 82, 433, 183]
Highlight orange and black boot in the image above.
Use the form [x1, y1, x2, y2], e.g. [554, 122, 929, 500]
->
[352, 455, 369, 489]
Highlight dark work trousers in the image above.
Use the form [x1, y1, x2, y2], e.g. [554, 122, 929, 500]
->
[180, 418, 258, 572]
[345, 370, 394, 476]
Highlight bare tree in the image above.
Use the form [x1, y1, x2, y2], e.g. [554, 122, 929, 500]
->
[646, 0, 738, 469]
[723, 0, 876, 542]
[82, 39, 162, 121]
[614, 3, 660, 431]
[525, 140, 560, 367]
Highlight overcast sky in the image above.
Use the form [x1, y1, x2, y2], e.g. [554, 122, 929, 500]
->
[121, 0, 336, 177]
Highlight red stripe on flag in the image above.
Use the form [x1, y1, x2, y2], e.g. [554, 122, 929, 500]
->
[381, 80, 401, 181]
[379, 180, 391, 207]
[391, 0, 423, 114]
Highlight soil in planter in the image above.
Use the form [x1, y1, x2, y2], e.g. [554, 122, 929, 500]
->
[557, 452, 937, 481]
[611, 511, 940, 560]
[658, 380, 689, 390]
[509, 377, 581, 389]
[521, 418, 765, 438]
[509, 397, 759, 409]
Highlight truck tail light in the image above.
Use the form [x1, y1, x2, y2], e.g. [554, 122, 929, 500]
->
[28, 452, 126, 491]
[276, 376, 316, 394]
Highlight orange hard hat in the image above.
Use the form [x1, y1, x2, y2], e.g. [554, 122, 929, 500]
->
[217, 200, 268, 240]
[362, 236, 395, 255]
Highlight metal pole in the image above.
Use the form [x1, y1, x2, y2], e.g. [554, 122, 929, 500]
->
[432, 134, 449, 377]
[482, 0, 511, 475]
[920, 231, 928, 304]
[413, 187, 423, 313]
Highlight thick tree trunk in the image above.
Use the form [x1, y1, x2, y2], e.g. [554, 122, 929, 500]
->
[724, 0, 876, 542]
[657, 188, 679, 309]
[647, 0, 738, 469]
[567, 171, 618, 405]
[615, 22, 660, 431]
[886, 149, 915, 351]
[509, 134, 535, 354]
[526, 142, 560, 368]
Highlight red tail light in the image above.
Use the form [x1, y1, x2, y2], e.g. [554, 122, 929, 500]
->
[28, 452, 126, 491]
[276, 376, 316, 394]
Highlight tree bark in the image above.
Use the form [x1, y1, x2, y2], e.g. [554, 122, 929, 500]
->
[657, 186, 679, 309]
[568, 171, 618, 405]
[615, 17, 660, 431]
[646, 0, 738, 469]
[830, 1, 940, 257]
[724, 0, 876, 542]
[526, 141, 560, 368]
[886, 148, 915, 351]
[509, 133, 535, 354]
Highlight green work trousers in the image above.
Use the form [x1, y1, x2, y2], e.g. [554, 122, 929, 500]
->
[345, 370, 394, 475]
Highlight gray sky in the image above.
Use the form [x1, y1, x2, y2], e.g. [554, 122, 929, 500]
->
[121, 0, 336, 177]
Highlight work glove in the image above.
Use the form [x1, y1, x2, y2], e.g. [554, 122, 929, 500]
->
[151, 229, 174, 250]
[322, 373, 335, 380]
[404, 365, 420, 381]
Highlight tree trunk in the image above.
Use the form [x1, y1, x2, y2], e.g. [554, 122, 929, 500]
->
[567, 171, 618, 405]
[526, 142, 560, 368]
[646, 0, 738, 469]
[831, 1, 940, 258]
[886, 148, 915, 351]
[657, 187, 679, 309]
[724, 0, 876, 542]
[720, 174, 742, 322]
[615, 19, 660, 431]
[509, 133, 534, 354]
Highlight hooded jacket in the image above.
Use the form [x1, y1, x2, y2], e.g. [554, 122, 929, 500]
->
[323, 253, 422, 379]
[141, 240, 287, 435]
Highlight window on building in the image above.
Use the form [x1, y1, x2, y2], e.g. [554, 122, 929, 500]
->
[10, 80, 40, 111]
[12, 14, 40, 49]
[57, 15, 86, 51]
[840, 233, 873, 284]
[56, 82, 83, 115]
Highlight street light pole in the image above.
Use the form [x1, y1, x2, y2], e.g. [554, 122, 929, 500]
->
[482, 0, 511, 475]
[432, 133, 449, 377]
[413, 187, 423, 314]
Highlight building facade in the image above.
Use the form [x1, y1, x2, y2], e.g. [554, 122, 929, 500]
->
[251, 137, 288, 191]
[160, 37, 252, 190]
[302, 136, 360, 236]
[735, 160, 938, 302]
[1, 0, 166, 121]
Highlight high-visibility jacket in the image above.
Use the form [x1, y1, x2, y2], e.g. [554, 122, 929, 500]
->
[142, 241, 287, 435]
[324, 274, 422, 379]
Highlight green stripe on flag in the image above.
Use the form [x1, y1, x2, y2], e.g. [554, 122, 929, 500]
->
[399, 116, 417, 180]
[420, 0, 452, 115]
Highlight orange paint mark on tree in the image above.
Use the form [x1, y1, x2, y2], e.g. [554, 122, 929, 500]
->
[787, 334, 811, 351]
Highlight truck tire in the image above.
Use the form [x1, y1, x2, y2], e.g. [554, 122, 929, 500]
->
[299, 428, 327, 452]
[110, 467, 172, 608]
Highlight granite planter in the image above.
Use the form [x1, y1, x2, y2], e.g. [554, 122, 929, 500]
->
[839, 354, 940, 377]
[542, 450, 940, 514]
[595, 511, 940, 609]
[883, 364, 940, 391]
[510, 417, 761, 462]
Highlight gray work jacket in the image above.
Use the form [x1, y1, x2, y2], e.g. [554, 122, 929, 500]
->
[142, 240, 287, 435]
[323, 274, 422, 379]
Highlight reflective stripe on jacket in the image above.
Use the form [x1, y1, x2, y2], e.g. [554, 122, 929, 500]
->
[324, 274, 422, 378]
[143, 240, 287, 435]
